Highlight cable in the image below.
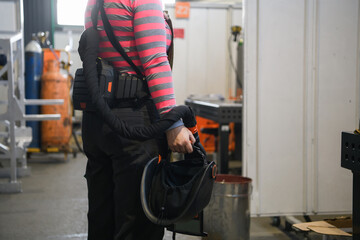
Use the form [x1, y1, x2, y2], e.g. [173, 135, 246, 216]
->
[72, 129, 84, 154]
[228, 35, 242, 89]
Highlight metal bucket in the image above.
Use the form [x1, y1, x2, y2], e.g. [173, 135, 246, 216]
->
[204, 174, 252, 240]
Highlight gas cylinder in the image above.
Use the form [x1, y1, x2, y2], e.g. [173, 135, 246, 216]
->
[41, 59, 72, 150]
[25, 39, 42, 149]
[42, 48, 60, 75]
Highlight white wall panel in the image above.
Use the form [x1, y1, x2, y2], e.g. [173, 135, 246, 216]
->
[206, 9, 228, 96]
[315, 0, 357, 213]
[232, 8, 242, 25]
[242, 0, 259, 214]
[243, 0, 358, 216]
[257, 0, 306, 215]
[186, 8, 208, 98]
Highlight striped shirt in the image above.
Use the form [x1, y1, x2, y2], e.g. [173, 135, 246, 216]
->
[85, 0, 175, 115]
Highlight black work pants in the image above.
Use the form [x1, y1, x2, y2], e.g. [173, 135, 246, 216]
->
[82, 104, 164, 240]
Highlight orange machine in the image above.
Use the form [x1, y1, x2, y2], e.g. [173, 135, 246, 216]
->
[196, 116, 235, 153]
[41, 59, 72, 151]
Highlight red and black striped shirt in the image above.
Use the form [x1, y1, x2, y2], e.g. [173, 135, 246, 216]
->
[85, 0, 175, 115]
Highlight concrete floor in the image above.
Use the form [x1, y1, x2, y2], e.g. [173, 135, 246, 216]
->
[0, 152, 348, 240]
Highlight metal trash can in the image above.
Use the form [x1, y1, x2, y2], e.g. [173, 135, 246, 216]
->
[204, 174, 252, 240]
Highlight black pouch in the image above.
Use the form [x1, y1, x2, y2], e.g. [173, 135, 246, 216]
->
[72, 58, 116, 111]
[114, 73, 148, 100]
[141, 136, 217, 226]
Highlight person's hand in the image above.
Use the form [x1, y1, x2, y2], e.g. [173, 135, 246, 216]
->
[166, 125, 196, 153]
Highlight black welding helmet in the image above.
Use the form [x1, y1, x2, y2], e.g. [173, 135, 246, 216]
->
[140, 132, 217, 226]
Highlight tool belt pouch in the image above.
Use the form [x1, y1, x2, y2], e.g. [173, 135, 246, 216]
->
[72, 59, 148, 111]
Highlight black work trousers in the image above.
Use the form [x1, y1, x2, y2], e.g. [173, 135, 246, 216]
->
[82, 104, 164, 240]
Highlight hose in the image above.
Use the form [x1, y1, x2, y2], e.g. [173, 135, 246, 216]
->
[72, 129, 84, 154]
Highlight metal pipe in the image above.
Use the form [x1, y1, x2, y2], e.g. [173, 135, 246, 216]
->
[23, 114, 61, 121]
[24, 99, 64, 105]
[0, 142, 9, 152]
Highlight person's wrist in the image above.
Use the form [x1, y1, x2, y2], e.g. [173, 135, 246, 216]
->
[166, 119, 183, 132]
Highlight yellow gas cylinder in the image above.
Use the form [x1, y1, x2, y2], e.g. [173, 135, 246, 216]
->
[41, 59, 72, 151]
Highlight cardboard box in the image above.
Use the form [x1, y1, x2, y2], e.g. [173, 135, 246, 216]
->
[293, 217, 352, 239]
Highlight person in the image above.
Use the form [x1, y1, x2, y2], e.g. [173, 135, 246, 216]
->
[81, 0, 195, 239]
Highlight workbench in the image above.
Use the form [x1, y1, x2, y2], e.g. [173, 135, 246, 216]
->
[185, 99, 242, 174]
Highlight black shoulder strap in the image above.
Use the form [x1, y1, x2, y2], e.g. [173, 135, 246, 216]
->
[91, 0, 100, 28]
[98, 1, 145, 78]
[164, 11, 174, 69]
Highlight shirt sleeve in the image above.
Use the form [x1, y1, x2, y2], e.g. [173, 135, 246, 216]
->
[132, 0, 176, 115]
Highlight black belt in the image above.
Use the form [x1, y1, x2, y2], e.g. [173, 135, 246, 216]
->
[73, 64, 150, 112]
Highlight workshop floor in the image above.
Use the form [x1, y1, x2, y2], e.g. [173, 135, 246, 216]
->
[0, 152, 345, 240]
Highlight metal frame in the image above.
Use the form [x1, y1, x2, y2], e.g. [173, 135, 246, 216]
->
[341, 132, 360, 240]
[0, 0, 63, 193]
[185, 99, 242, 174]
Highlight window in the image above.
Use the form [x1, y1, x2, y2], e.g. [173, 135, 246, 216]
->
[163, 0, 176, 9]
[57, 0, 87, 26]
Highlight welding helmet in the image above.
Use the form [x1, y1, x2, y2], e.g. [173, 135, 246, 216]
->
[140, 133, 217, 226]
